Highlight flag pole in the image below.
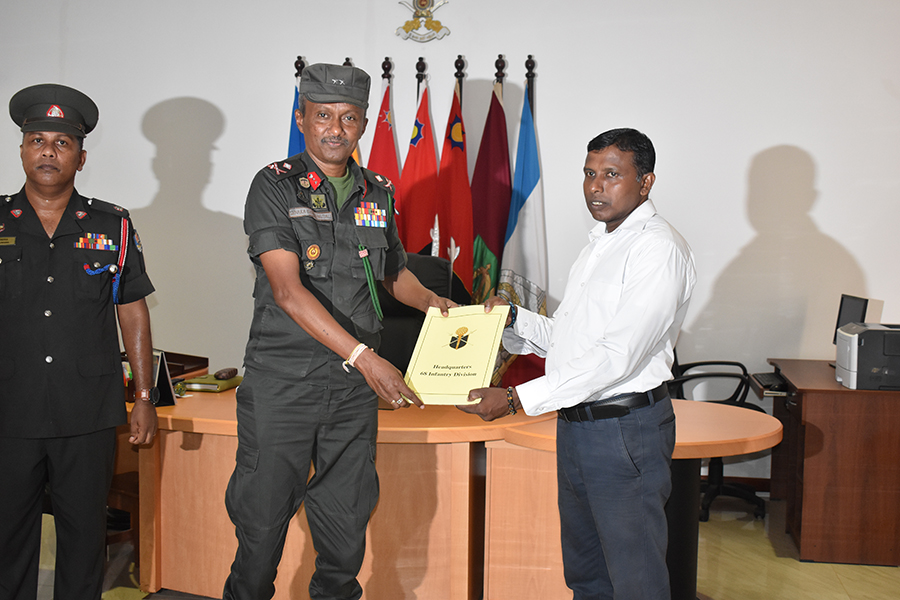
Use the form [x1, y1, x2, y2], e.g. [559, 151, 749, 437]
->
[415, 56, 427, 101]
[525, 55, 536, 118]
[494, 54, 506, 87]
[454, 54, 466, 109]
[381, 57, 393, 82]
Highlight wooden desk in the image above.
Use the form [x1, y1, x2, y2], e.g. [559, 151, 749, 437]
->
[768, 358, 900, 566]
[484, 399, 783, 600]
[133, 391, 553, 600]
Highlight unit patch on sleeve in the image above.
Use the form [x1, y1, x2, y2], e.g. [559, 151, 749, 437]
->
[354, 202, 388, 228]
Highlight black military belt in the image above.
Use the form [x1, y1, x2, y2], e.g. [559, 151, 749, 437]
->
[557, 383, 669, 423]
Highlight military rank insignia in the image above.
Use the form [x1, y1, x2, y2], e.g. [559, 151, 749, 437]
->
[311, 194, 327, 209]
[354, 202, 387, 228]
[75, 233, 118, 251]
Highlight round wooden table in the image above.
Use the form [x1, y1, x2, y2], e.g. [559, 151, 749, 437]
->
[488, 399, 783, 600]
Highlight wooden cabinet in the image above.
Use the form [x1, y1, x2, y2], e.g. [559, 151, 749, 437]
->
[769, 359, 900, 566]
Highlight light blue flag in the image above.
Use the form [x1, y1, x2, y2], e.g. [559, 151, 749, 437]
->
[500, 87, 547, 314]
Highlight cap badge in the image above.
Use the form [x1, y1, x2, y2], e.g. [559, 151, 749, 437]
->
[47, 105, 65, 118]
[331, 79, 345, 85]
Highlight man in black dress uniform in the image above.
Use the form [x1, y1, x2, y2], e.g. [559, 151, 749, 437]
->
[223, 64, 455, 600]
[0, 84, 158, 600]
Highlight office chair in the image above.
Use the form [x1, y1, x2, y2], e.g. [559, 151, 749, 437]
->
[668, 350, 768, 521]
[377, 253, 471, 372]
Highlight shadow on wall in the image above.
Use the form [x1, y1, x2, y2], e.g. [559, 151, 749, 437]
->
[132, 97, 253, 371]
[680, 145, 866, 371]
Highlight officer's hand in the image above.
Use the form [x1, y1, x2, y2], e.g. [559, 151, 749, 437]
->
[456, 387, 509, 421]
[428, 294, 457, 317]
[129, 400, 159, 445]
[483, 296, 513, 327]
[354, 349, 425, 409]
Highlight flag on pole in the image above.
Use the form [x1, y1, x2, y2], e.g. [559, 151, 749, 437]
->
[437, 82, 474, 291]
[470, 81, 511, 304]
[366, 79, 401, 185]
[288, 75, 305, 156]
[395, 86, 440, 256]
[498, 87, 548, 386]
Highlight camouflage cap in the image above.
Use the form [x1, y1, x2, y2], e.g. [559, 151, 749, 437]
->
[9, 83, 99, 138]
[299, 63, 370, 110]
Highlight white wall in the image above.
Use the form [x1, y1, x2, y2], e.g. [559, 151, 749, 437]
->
[3, 1, 899, 475]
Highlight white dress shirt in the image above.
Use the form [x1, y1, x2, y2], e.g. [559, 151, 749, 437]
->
[505, 200, 696, 416]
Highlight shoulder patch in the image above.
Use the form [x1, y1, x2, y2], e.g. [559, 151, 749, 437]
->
[88, 198, 131, 217]
[264, 156, 306, 180]
[362, 168, 395, 194]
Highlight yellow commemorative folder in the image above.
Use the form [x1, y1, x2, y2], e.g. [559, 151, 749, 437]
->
[404, 304, 509, 405]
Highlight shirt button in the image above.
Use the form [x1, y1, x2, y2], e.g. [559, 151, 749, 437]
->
[49, 243, 55, 249]
[47, 276, 54, 283]
[45, 356, 53, 363]
[44, 310, 52, 317]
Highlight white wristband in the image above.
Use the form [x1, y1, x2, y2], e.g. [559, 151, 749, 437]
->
[342, 343, 369, 373]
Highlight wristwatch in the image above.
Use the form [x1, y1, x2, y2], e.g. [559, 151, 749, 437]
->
[136, 387, 160, 405]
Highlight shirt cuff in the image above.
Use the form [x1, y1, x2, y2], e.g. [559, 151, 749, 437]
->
[515, 376, 554, 416]
[247, 226, 301, 258]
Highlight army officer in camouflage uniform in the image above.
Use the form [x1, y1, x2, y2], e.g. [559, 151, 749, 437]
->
[223, 64, 454, 600]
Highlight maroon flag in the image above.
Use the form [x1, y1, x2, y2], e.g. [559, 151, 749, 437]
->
[470, 82, 511, 303]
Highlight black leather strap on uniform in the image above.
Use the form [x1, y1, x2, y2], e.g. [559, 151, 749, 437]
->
[557, 383, 668, 423]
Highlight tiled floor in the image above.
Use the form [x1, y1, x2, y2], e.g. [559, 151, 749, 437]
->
[38, 499, 900, 599]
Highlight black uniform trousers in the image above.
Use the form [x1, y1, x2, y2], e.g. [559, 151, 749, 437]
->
[223, 371, 379, 600]
[0, 428, 117, 600]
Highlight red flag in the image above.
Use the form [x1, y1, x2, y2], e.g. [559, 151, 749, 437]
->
[437, 83, 474, 291]
[470, 82, 511, 303]
[366, 79, 400, 185]
[396, 87, 439, 255]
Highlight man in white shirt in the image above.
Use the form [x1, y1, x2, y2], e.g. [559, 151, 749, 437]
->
[460, 128, 696, 600]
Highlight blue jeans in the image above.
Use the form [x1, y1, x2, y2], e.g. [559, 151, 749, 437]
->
[557, 395, 676, 600]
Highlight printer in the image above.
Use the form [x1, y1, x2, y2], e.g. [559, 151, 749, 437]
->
[835, 323, 900, 390]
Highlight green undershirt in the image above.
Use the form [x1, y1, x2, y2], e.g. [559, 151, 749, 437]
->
[327, 169, 355, 211]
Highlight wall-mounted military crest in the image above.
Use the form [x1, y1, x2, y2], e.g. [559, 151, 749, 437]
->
[396, 0, 451, 42]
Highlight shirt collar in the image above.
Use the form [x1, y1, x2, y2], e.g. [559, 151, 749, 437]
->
[589, 199, 658, 241]
[301, 152, 366, 196]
